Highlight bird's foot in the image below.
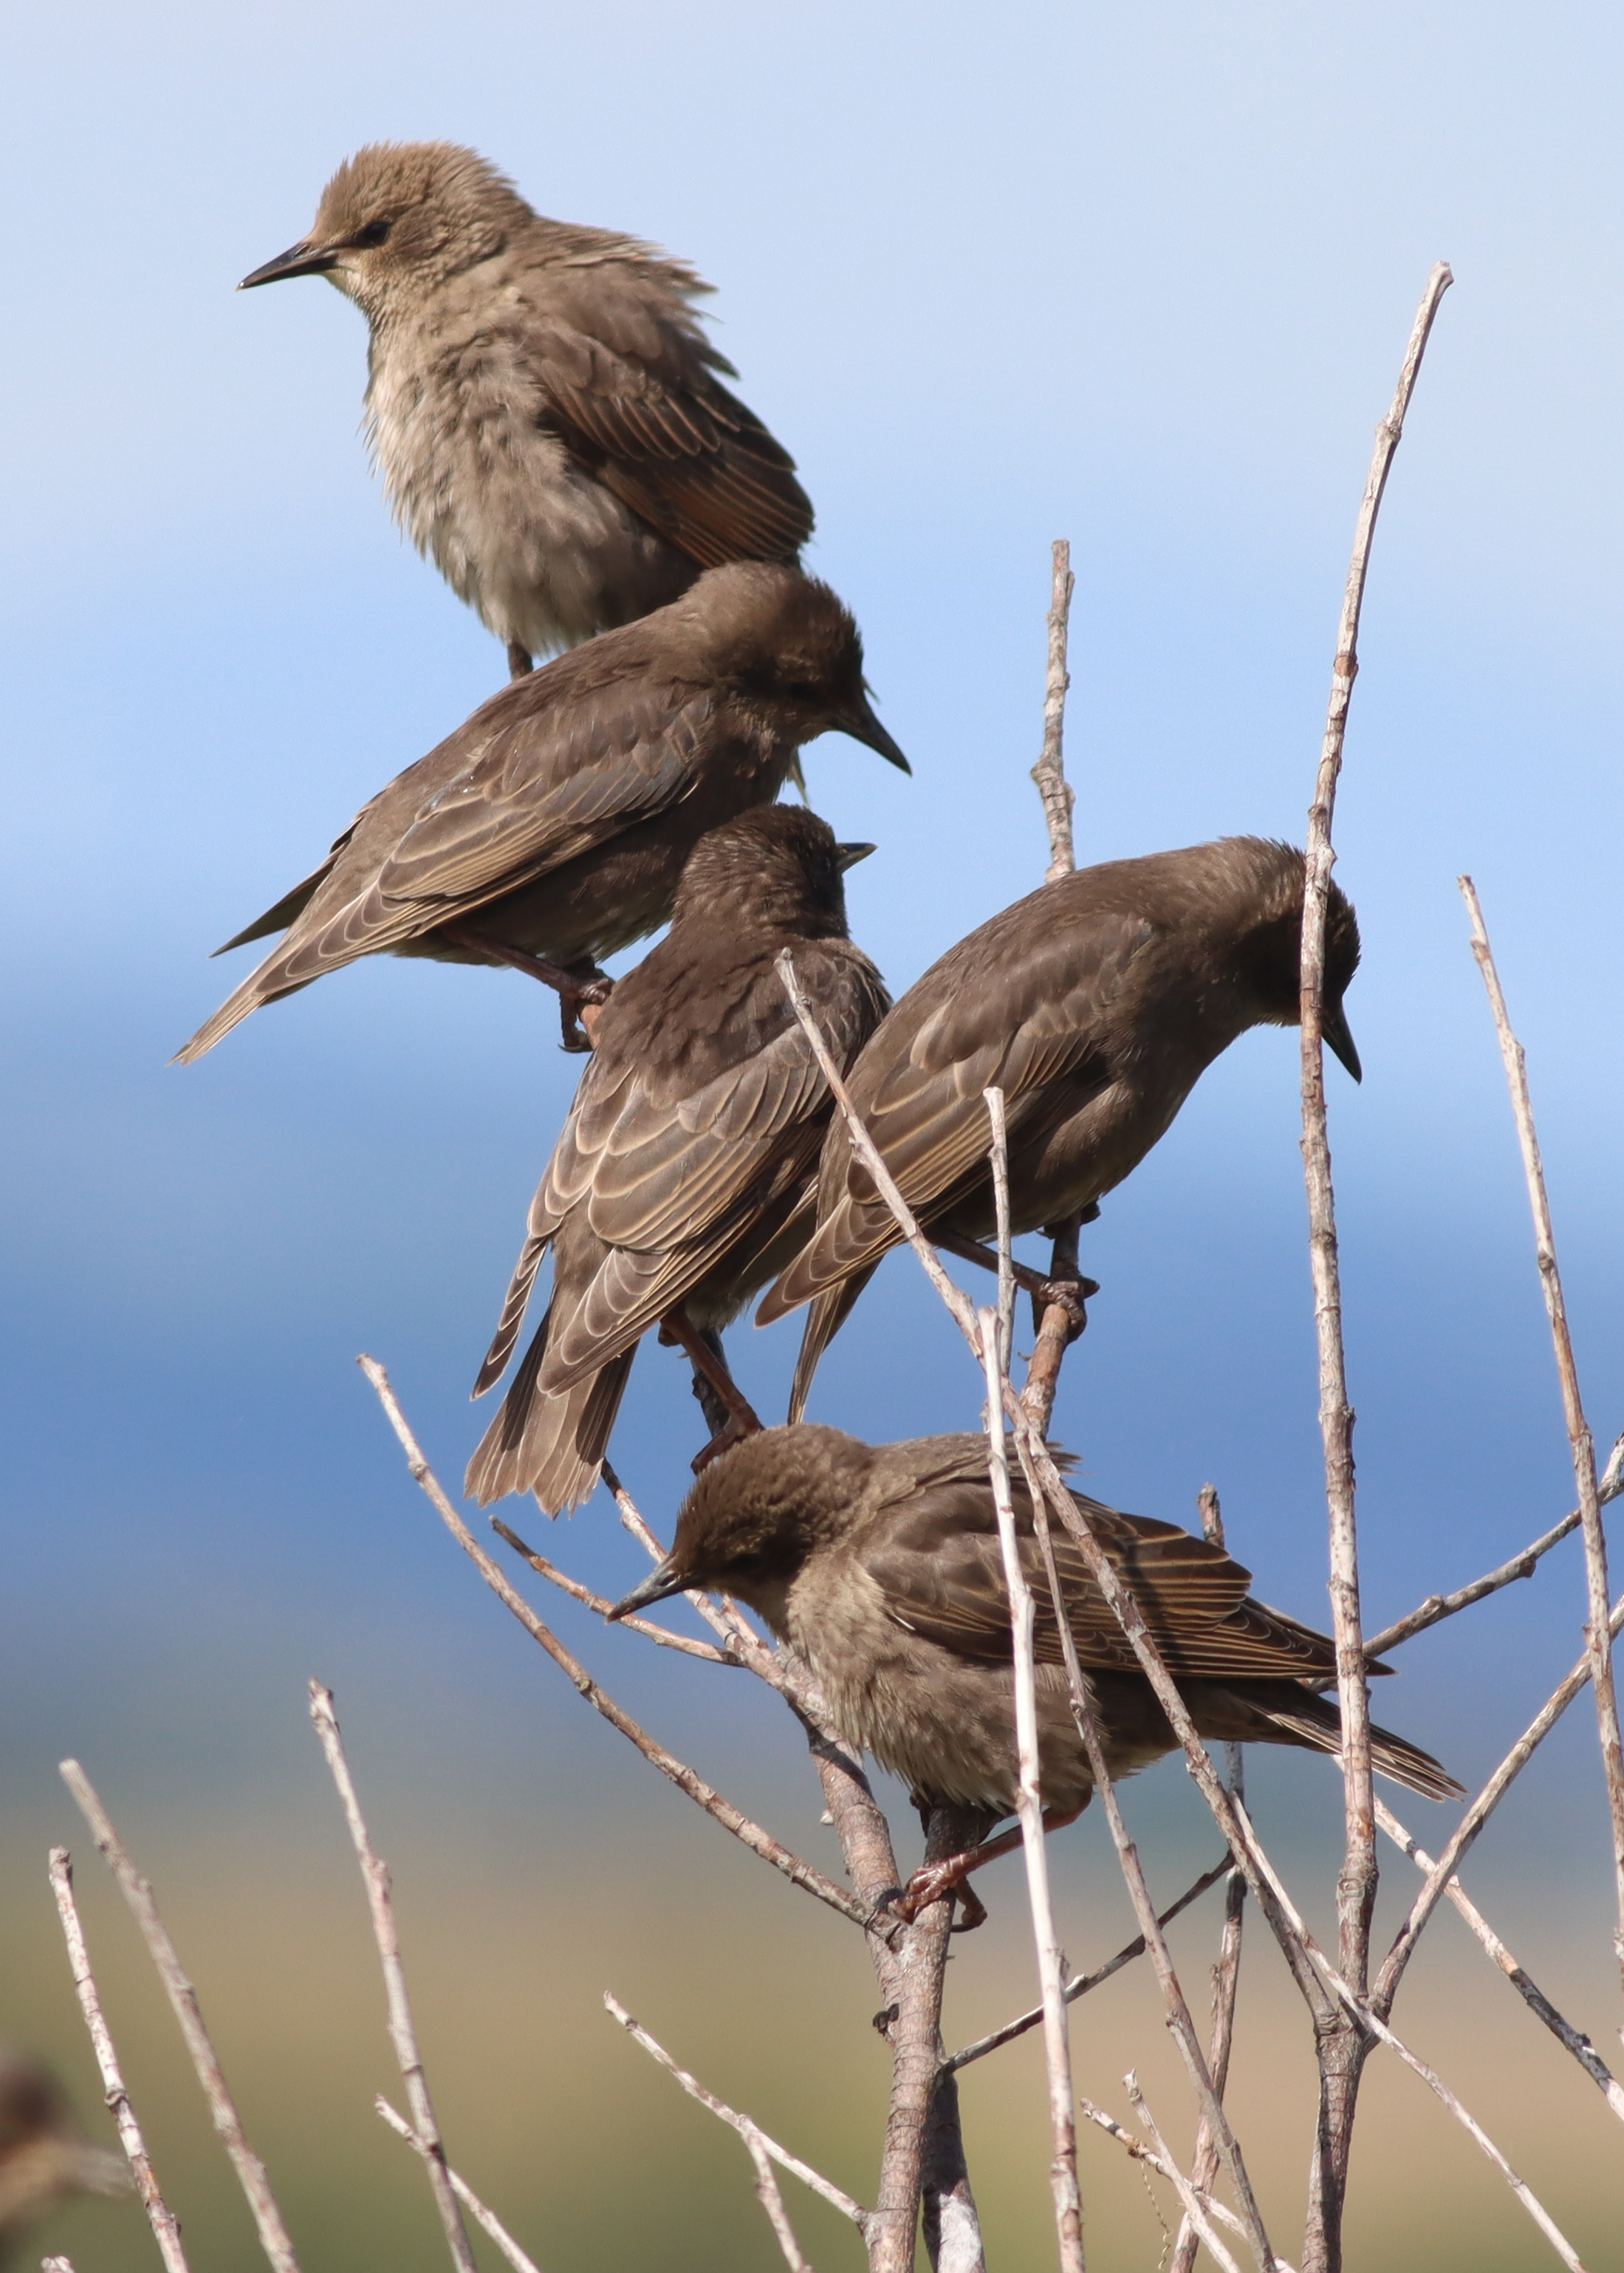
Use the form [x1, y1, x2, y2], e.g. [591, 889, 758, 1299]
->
[894, 1824, 1027, 1921]
[658, 1312, 764, 1464]
[690, 1413, 758, 1477]
[506, 640, 535, 679]
[558, 963, 614, 1052]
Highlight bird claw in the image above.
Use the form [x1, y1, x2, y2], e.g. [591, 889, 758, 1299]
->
[690, 1414, 758, 1475]
[1030, 1275, 1097, 1341]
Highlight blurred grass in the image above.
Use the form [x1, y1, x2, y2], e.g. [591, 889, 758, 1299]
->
[7, 1725, 1623, 2272]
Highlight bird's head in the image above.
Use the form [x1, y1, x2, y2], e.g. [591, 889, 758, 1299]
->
[608, 1425, 873, 1624]
[240, 142, 532, 312]
[1227, 842, 1363, 1081]
[671, 804, 874, 940]
[688, 565, 910, 774]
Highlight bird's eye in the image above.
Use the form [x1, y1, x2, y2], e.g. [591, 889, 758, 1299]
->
[347, 219, 392, 250]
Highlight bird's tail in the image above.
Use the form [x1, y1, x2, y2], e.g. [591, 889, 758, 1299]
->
[787, 1267, 877, 1423]
[1255, 1688, 1464, 1803]
[171, 963, 307, 1066]
[473, 1234, 550, 1398]
[465, 1297, 635, 1515]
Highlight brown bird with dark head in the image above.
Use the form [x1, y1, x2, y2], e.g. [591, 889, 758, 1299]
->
[467, 807, 891, 1513]
[611, 1427, 1461, 1910]
[241, 141, 814, 675]
[758, 838, 1361, 1415]
[175, 564, 905, 1064]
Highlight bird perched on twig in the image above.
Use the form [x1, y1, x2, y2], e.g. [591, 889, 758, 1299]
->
[467, 807, 891, 1513]
[241, 140, 815, 676]
[611, 1427, 1461, 1911]
[0, 2045, 126, 2263]
[758, 838, 1361, 1415]
[174, 564, 905, 1064]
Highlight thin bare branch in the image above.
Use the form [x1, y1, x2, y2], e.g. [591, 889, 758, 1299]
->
[603, 1993, 867, 2232]
[976, 1308, 1083, 2272]
[47, 1849, 189, 2273]
[376, 2099, 544, 2273]
[1366, 1439, 1624, 1660]
[57, 1763, 298, 2273]
[1375, 1802, 1624, 2122]
[307, 1685, 476, 2273]
[490, 1519, 736, 1663]
[1123, 2074, 1243, 2273]
[942, 1856, 1235, 2072]
[357, 1357, 876, 1934]
[1069, 2099, 1292, 2269]
[1031, 539, 1077, 881]
[1459, 875, 1624, 1995]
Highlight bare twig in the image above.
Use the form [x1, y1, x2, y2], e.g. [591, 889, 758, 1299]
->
[490, 1519, 736, 1663]
[1375, 1587, 1624, 2014]
[1296, 257, 1451, 2271]
[976, 1305, 1083, 2272]
[1171, 1488, 1247, 2273]
[604, 1993, 866, 2235]
[1374, 1802, 1624, 2122]
[358, 1358, 874, 1933]
[47, 1848, 189, 2273]
[1459, 875, 1624, 1995]
[307, 1685, 476, 2273]
[1068, 2098, 1292, 2268]
[942, 1856, 1235, 2072]
[376, 2098, 544, 2273]
[1031, 539, 1076, 881]
[1124, 2074, 1243, 2273]
[1365, 1438, 1624, 1659]
[57, 1763, 299, 2273]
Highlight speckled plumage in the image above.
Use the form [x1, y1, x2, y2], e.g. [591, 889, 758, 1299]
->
[612, 1428, 1461, 1817]
[242, 141, 813, 665]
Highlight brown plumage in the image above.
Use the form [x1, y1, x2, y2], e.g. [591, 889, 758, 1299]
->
[466, 809, 891, 1513]
[241, 140, 813, 671]
[757, 838, 1361, 1415]
[0, 2046, 126, 2263]
[174, 564, 905, 1065]
[611, 1428, 1462, 1818]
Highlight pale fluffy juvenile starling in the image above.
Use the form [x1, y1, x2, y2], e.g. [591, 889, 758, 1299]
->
[242, 141, 815, 674]
[174, 564, 905, 1065]
[611, 1428, 1462, 1876]
[466, 807, 891, 1514]
[757, 838, 1360, 1414]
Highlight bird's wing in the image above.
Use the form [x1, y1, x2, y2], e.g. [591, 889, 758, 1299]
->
[859, 1478, 1337, 1681]
[760, 908, 1157, 1316]
[527, 307, 813, 566]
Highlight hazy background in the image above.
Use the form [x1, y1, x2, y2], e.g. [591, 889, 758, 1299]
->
[3, 1, 1623, 2264]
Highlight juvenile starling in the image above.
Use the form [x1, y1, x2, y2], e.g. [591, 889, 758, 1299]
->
[0, 2046, 126, 2262]
[466, 807, 891, 1512]
[758, 838, 1360, 1413]
[611, 1428, 1462, 1894]
[241, 140, 814, 674]
[174, 564, 905, 1064]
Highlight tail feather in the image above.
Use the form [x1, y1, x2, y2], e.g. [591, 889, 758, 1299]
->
[465, 1304, 635, 1514]
[172, 964, 310, 1065]
[787, 1268, 877, 1423]
[473, 1234, 551, 1398]
[1258, 1693, 1464, 1803]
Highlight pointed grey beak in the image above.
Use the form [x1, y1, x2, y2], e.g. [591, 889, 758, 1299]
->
[240, 240, 341, 289]
[835, 693, 909, 773]
[607, 1557, 690, 1621]
[837, 841, 877, 871]
[1322, 999, 1363, 1084]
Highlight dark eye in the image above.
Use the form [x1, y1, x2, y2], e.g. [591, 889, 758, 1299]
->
[347, 219, 391, 250]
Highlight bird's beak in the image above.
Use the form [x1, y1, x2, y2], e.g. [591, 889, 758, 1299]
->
[1321, 999, 1363, 1084]
[607, 1556, 691, 1620]
[836, 689, 910, 773]
[837, 841, 877, 871]
[239, 239, 341, 290]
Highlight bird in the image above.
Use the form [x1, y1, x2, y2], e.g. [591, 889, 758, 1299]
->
[756, 838, 1361, 1415]
[609, 1426, 1462, 1909]
[241, 140, 815, 676]
[465, 806, 891, 1513]
[0, 2046, 126, 2263]
[174, 563, 906, 1064]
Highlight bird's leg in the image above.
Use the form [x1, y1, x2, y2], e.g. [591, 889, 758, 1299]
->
[437, 923, 614, 1053]
[506, 640, 535, 679]
[657, 1311, 764, 1472]
[894, 1806, 1083, 1925]
[933, 1223, 1100, 1316]
[1022, 1211, 1094, 1434]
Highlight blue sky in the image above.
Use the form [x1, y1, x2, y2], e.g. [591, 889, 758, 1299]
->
[2, 5, 1622, 2262]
